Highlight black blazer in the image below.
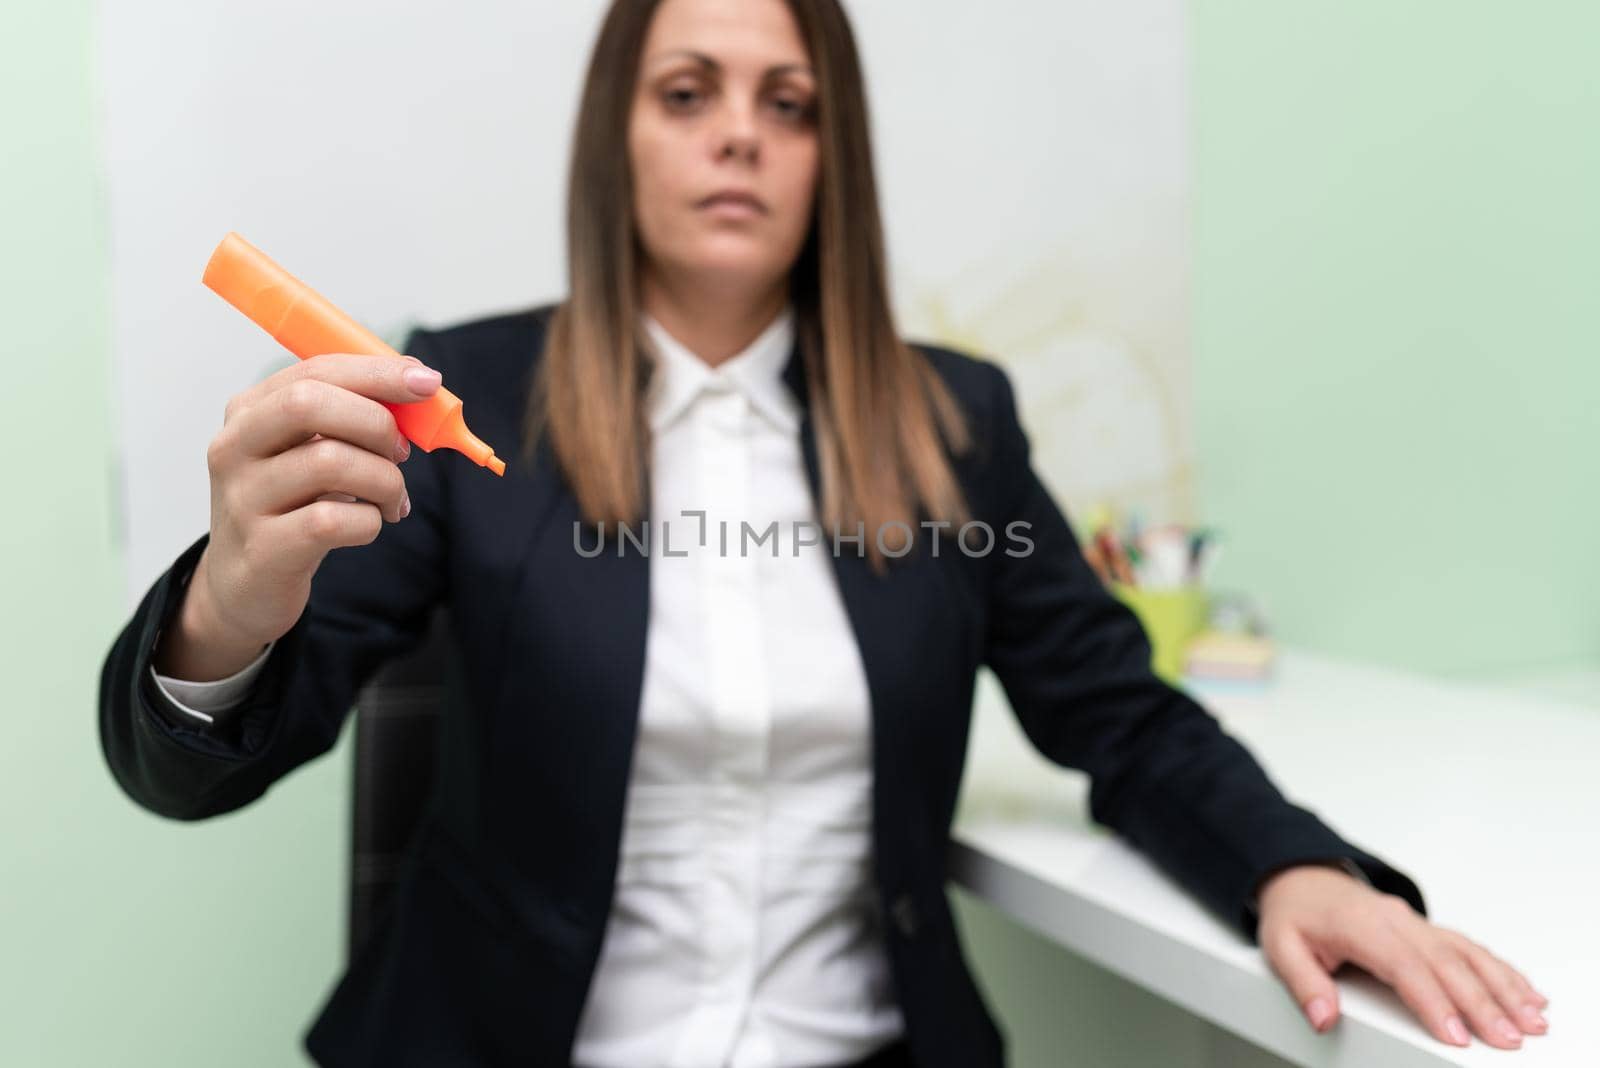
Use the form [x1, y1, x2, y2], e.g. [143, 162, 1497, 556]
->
[99, 304, 1427, 1068]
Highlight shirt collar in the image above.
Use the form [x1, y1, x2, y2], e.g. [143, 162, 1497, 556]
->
[642, 304, 800, 434]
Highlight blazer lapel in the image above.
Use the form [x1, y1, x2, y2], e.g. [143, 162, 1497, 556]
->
[483, 395, 651, 866]
[785, 341, 914, 848]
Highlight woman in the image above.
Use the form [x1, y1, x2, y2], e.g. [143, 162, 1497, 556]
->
[98, 0, 1549, 1065]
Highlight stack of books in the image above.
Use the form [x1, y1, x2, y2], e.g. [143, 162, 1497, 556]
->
[1183, 630, 1276, 688]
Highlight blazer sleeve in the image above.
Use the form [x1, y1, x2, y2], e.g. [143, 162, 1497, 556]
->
[97, 327, 454, 821]
[976, 361, 1427, 944]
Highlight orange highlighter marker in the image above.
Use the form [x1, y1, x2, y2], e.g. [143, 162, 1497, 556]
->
[202, 231, 505, 476]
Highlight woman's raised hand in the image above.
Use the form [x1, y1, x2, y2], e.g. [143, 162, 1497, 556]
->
[154, 353, 442, 681]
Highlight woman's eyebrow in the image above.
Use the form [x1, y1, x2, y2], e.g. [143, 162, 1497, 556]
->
[647, 49, 813, 79]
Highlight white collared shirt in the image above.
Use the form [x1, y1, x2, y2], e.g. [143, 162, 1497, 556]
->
[569, 305, 904, 1067]
[153, 303, 907, 1067]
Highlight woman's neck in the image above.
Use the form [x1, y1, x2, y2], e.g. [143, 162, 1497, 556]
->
[639, 271, 790, 368]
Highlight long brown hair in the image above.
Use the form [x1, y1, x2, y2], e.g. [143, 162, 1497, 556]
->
[523, 0, 971, 570]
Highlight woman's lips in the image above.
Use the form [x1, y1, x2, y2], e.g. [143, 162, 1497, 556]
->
[698, 193, 766, 218]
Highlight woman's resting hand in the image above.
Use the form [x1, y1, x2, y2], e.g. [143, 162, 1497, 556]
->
[1258, 863, 1549, 1050]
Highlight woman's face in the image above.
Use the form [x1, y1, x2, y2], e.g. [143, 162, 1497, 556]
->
[628, 0, 820, 296]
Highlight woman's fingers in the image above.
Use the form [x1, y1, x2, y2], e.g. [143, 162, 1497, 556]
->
[246, 434, 410, 525]
[1458, 937, 1550, 1035]
[1263, 926, 1341, 1032]
[1430, 942, 1525, 1049]
[227, 375, 414, 466]
[1344, 909, 1548, 1049]
[218, 352, 441, 469]
[226, 351, 435, 426]
[1345, 917, 1474, 1048]
[261, 498, 387, 572]
[1473, 939, 1549, 1008]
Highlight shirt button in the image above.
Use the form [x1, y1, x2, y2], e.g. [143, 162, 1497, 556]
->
[890, 893, 920, 938]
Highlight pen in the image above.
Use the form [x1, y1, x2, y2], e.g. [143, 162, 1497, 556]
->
[202, 232, 506, 476]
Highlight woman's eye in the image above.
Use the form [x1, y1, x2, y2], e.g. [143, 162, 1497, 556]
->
[770, 96, 814, 123]
[663, 87, 702, 110]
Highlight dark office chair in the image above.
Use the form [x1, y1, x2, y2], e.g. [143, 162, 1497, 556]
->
[346, 603, 453, 963]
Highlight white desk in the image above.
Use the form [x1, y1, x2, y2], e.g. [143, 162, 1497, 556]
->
[948, 650, 1600, 1066]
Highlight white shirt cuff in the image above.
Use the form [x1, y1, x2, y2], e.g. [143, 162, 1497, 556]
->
[149, 640, 276, 725]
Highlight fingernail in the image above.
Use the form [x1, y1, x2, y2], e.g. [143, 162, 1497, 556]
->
[1305, 997, 1332, 1030]
[1519, 1004, 1547, 1031]
[1445, 1015, 1470, 1046]
[1494, 1017, 1522, 1044]
[399, 492, 411, 519]
[393, 435, 412, 463]
[404, 366, 442, 393]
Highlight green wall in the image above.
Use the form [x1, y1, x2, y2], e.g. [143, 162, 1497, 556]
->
[963, 5, 1598, 1065]
[0, 5, 345, 1064]
[1193, 0, 1599, 679]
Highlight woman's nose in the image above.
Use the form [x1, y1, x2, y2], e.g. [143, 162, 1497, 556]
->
[719, 134, 758, 163]
[714, 101, 760, 163]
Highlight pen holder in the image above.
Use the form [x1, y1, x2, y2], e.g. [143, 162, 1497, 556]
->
[1108, 582, 1209, 685]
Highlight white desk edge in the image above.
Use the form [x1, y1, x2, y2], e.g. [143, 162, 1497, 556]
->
[943, 648, 1597, 1067]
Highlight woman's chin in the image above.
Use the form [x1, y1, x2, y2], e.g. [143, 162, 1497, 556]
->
[672, 249, 789, 289]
